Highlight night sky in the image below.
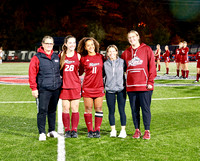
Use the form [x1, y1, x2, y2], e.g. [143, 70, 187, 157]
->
[0, 0, 200, 50]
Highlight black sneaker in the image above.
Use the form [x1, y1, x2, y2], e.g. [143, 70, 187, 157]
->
[64, 131, 71, 138]
[87, 131, 93, 138]
[71, 131, 78, 138]
[93, 130, 100, 138]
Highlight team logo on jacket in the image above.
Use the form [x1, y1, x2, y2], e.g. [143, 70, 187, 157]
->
[128, 56, 143, 66]
[55, 59, 59, 63]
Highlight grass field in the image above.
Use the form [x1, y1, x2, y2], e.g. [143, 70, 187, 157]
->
[0, 62, 200, 161]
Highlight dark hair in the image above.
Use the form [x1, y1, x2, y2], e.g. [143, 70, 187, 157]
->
[77, 37, 99, 56]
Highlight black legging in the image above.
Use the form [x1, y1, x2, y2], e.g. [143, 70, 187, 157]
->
[105, 89, 127, 126]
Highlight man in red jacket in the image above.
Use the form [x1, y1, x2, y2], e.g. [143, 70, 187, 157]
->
[121, 30, 157, 140]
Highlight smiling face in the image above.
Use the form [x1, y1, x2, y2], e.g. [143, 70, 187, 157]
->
[107, 46, 118, 61]
[128, 31, 140, 47]
[65, 37, 76, 51]
[85, 40, 95, 54]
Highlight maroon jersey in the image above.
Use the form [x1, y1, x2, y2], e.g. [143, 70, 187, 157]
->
[181, 47, 189, 63]
[175, 48, 181, 62]
[155, 49, 161, 61]
[80, 53, 104, 92]
[163, 50, 170, 62]
[196, 51, 200, 68]
[62, 51, 81, 89]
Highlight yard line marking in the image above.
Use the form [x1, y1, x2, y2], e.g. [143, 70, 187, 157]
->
[152, 96, 200, 100]
[1, 96, 200, 104]
[0, 101, 36, 103]
[57, 99, 65, 161]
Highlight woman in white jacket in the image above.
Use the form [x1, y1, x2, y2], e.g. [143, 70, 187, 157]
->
[104, 45, 127, 138]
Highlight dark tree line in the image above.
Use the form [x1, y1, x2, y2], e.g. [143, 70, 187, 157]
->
[0, 0, 199, 50]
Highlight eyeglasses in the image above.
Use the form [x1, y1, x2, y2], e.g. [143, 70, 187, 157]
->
[43, 43, 54, 45]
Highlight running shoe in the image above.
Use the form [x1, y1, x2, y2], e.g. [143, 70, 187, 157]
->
[143, 130, 150, 140]
[132, 129, 141, 139]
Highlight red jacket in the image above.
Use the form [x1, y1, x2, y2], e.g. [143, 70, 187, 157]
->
[29, 46, 53, 91]
[121, 43, 157, 92]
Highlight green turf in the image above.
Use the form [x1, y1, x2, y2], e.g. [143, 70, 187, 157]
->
[0, 62, 200, 160]
[0, 85, 200, 160]
[0, 62, 198, 76]
[0, 63, 29, 75]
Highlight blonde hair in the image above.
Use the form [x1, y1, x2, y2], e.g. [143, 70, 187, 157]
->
[77, 37, 99, 56]
[127, 30, 140, 42]
[42, 36, 54, 43]
[60, 35, 76, 70]
[106, 45, 118, 57]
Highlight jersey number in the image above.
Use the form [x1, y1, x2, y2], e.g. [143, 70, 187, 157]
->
[65, 65, 74, 71]
[92, 67, 97, 74]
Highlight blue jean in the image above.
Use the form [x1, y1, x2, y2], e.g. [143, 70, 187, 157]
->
[105, 89, 127, 126]
[128, 90, 153, 130]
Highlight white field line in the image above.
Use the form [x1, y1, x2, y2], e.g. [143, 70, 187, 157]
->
[1, 96, 200, 104]
[57, 99, 65, 161]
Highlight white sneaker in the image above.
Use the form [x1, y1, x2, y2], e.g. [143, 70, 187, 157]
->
[110, 130, 117, 137]
[47, 131, 59, 138]
[39, 133, 46, 141]
[118, 130, 127, 138]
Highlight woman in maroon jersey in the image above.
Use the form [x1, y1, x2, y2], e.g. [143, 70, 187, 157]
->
[175, 42, 183, 77]
[121, 30, 156, 140]
[194, 50, 200, 83]
[59, 35, 81, 138]
[154, 44, 161, 72]
[163, 45, 170, 75]
[78, 37, 104, 138]
[180, 41, 189, 79]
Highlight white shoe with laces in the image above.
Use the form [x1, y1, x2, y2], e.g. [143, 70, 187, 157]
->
[110, 130, 117, 137]
[39, 133, 46, 141]
[47, 131, 59, 138]
[118, 130, 127, 138]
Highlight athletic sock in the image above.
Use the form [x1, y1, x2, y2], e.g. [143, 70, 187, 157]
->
[183, 70, 186, 78]
[186, 70, 189, 78]
[94, 112, 103, 132]
[158, 65, 160, 71]
[177, 69, 179, 77]
[197, 74, 200, 81]
[71, 112, 79, 132]
[62, 112, 70, 132]
[166, 68, 169, 74]
[84, 113, 93, 132]
[181, 70, 184, 77]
